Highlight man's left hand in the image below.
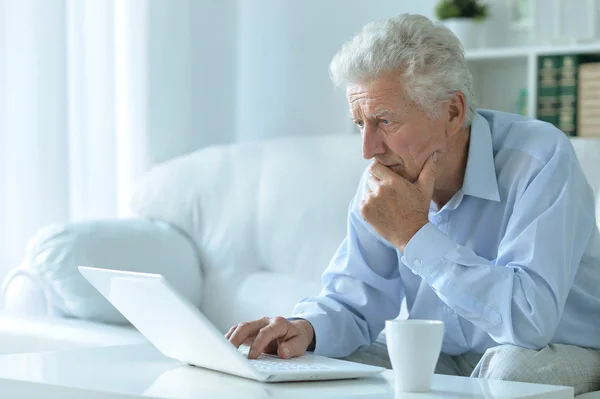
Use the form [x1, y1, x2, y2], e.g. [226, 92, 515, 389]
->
[360, 152, 439, 251]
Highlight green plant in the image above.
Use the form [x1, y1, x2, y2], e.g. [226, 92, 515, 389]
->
[435, 0, 489, 21]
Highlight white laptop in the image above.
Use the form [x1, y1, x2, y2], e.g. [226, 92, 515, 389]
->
[78, 266, 386, 383]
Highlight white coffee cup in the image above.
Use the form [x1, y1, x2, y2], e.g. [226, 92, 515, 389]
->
[385, 319, 444, 393]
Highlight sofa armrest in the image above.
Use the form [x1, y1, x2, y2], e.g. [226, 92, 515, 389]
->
[1, 218, 203, 324]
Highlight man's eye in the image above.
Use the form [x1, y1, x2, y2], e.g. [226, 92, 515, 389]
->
[354, 120, 364, 128]
[382, 119, 390, 125]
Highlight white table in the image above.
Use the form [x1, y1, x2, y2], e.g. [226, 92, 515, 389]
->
[0, 344, 573, 398]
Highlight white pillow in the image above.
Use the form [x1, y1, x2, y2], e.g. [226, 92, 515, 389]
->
[2, 219, 202, 324]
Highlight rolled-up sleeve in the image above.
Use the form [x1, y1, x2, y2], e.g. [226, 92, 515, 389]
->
[292, 170, 405, 358]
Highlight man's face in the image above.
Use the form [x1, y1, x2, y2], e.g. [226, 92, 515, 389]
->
[347, 75, 447, 183]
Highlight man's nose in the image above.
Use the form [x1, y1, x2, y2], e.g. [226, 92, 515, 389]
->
[362, 126, 385, 159]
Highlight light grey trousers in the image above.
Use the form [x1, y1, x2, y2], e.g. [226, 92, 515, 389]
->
[343, 342, 600, 396]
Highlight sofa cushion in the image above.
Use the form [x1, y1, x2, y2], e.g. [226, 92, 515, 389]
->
[130, 134, 367, 330]
[1, 219, 202, 324]
[231, 272, 322, 324]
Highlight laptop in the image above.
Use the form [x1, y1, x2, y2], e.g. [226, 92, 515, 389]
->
[78, 266, 386, 383]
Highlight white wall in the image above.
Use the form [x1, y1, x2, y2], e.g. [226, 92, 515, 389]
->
[235, 0, 436, 142]
[233, 0, 594, 142]
[190, 0, 238, 149]
[135, 0, 442, 152]
[146, 0, 194, 164]
[145, 0, 238, 164]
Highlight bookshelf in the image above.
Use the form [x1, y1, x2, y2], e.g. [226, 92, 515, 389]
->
[466, 43, 600, 120]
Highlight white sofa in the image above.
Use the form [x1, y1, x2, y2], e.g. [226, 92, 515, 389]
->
[2, 134, 600, 397]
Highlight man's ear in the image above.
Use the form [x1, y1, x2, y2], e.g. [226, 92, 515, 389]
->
[446, 91, 466, 137]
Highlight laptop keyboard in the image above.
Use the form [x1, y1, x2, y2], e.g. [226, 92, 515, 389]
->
[247, 354, 332, 371]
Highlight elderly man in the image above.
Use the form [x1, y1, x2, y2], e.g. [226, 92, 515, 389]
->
[227, 13, 600, 394]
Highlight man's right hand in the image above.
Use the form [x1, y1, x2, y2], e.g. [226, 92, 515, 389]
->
[225, 316, 314, 359]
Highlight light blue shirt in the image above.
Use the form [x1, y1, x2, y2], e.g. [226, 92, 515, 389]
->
[292, 110, 600, 357]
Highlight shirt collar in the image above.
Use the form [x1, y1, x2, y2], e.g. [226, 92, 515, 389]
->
[461, 112, 501, 202]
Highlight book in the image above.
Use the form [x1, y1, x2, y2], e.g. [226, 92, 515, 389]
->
[558, 55, 580, 136]
[577, 62, 600, 137]
[536, 56, 561, 128]
[516, 88, 528, 116]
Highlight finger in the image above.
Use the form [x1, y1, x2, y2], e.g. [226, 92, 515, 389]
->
[228, 318, 270, 348]
[367, 175, 379, 194]
[242, 337, 261, 347]
[363, 181, 376, 202]
[416, 151, 439, 199]
[277, 334, 308, 359]
[225, 325, 237, 340]
[248, 317, 289, 359]
[227, 328, 258, 348]
[368, 160, 396, 182]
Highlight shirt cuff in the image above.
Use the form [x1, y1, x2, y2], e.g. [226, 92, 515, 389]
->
[401, 222, 456, 279]
[289, 312, 332, 356]
[287, 317, 316, 351]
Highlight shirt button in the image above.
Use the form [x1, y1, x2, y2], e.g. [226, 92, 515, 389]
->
[414, 258, 422, 267]
[435, 215, 442, 223]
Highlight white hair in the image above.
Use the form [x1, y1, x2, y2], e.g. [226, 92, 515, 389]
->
[329, 14, 476, 126]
